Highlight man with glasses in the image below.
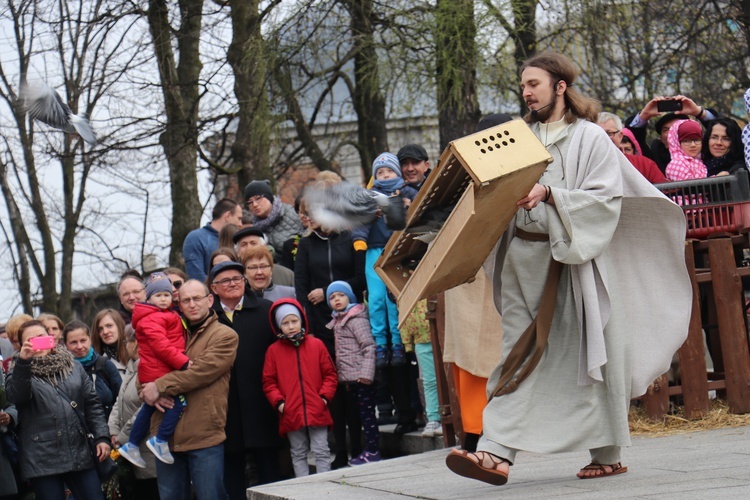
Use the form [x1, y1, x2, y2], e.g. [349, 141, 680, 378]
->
[183, 198, 243, 282]
[139, 279, 238, 500]
[597, 112, 667, 184]
[208, 261, 283, 496]
[117, 273, 146, 325]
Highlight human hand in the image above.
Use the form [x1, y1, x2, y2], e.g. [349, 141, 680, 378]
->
[357, 378, 372, 385]
[140, 382, 161, 405]
[0, 411, 11, 426]
[188, 360, 194, 369]
[19, 340, 34, 360]
[517, 183, 549, 211]
[640, 96, 667, 120]
[278, 403, 285, 414]
[154, 396, 175, 413]
[673, 95, 700, 117]
[111, 435, 121, 448]
[96, 442, 111, 461]
[308, 288, 324, 305]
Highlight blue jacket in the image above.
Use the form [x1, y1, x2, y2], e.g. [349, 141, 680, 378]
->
[183, 223, 219, 281]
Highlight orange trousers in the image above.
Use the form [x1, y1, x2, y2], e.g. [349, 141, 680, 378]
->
[452, 364, 488, 435]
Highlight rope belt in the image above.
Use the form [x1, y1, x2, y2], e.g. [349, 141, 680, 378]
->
[490, 227, 563, 399]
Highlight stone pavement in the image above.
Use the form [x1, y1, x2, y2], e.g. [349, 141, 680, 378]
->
[248, 425, 750, 499]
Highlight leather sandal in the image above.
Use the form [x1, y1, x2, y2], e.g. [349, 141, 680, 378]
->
[577, 462, 628, 479]
[445, 449, 509, 486]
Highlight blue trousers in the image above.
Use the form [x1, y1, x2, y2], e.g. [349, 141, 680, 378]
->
[129, 394, 186, 444]
[415, 342, 440, 422]
[31, 468, 103, 500]
[365, 248, 402, 348]
[156, 443, 228, 500]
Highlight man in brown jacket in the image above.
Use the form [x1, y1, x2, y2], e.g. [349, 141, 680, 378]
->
[141, 279, 238, 500]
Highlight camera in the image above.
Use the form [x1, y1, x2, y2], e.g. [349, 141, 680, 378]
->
[657, 100, 683, 113]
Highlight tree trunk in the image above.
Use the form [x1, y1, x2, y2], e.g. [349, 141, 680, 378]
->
[435, 0, 481, 149]
[343, 0, 388, 180]
[228, 0, 273, 193]
[147, 0, 203, 268]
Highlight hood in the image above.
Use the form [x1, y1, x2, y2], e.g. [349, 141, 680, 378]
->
[131, 302, 161, 329]
[268, 297, 310, 338]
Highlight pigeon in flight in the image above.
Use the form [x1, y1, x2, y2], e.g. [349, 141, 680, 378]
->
[304, 182, 407, 232]
[20, 82, 97, 146]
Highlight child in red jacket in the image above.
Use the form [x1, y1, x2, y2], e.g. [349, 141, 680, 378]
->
[118, 272, 189, 468]
[263, 299, 338, 477]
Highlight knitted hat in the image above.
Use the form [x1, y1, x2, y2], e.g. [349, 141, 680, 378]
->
[145, 272, 173, 300]
[397, 144, 428, 163]
[244, 180, 274, 203]
[677, 120, 703, 142]
[326, 280, 357, 308]
[372, 153, 402, 178]
[274, 303, 301, 327]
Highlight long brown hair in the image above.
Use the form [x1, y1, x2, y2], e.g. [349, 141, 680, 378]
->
[91, 309, 128, 366]
[520, 52, 601, 124]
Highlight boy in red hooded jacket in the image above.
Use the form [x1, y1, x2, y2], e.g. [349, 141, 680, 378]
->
[118, 272, 189, 469]
[262, 298, 338, 477]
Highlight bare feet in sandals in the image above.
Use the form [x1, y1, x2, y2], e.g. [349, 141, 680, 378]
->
[577, 462, 628, 479]
[445, 449, 510, 485]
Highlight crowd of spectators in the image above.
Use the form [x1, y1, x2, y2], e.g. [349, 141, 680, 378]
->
[2, 89, 749, 499]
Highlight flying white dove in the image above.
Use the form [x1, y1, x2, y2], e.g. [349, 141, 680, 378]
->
[20, 81, 97, 146]
[304, 182, 407, 232]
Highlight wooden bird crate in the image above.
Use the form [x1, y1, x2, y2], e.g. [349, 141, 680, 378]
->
[375, 119, 553, 325]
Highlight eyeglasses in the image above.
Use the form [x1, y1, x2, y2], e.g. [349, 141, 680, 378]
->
[246, 264, 272, 272]
[247, 195, 265, 207]
[172, 280, 183, 289]
[213, 276, 245, 287]
[680, 139, 701, 145]
[179, 294, 209, 306]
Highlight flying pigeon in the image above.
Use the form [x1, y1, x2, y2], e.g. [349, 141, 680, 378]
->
[20, 81, 97, 145]
[304, 182, 407, 232]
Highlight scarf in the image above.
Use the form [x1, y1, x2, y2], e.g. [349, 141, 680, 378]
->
[665, 120, 707, 180]
[704, 154, 733, 177]
[373, 177, 404, 195]
[102, 343, 118, 362]
[75, 346, 96, 367]
[251, 197, 284, 232]
[331, 303, 356, 317]
[12, 348, 75, 387]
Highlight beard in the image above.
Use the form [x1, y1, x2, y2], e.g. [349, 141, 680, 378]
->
[525, 94, 558, 123]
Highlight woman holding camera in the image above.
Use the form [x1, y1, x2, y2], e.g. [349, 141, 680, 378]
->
[6, 320, 110, 499]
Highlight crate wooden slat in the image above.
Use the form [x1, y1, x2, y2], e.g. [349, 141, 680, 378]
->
[375, 119, 552, 325]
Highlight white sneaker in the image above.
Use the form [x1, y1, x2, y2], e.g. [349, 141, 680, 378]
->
[118, 442, 147, 468]
[421, 421, 442, 438]
[146, 436, 174, 464]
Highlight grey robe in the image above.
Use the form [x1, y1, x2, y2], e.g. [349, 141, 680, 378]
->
[482, 119, 691, 457]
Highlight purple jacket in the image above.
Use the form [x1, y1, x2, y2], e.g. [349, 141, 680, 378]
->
[326, 304, 375, 383]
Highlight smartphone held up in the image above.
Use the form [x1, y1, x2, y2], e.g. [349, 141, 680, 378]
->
[29, 335, 56, 351]
[657, 99, 683, 113]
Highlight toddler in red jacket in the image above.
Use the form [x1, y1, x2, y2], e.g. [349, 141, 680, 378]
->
[118, 272, 189, 469]
[262, 299, 338, 477]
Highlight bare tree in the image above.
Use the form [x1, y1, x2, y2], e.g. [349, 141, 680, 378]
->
[146, 0, 203, 267]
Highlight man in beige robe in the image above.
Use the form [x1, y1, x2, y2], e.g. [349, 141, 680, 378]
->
[446, 52, 691, 485]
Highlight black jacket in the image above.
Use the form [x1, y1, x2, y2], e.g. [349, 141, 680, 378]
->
[213, 292, 283, 451]
[294, 230, 366, 357]
[6, 357, 109, 480]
